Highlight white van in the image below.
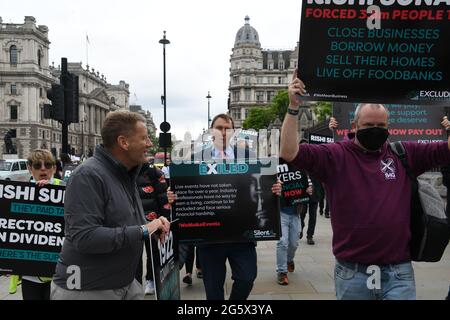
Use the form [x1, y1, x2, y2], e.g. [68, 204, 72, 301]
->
[0, 159, 32, 182]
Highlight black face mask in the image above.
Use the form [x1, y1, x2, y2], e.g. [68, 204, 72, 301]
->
[356, 127, 389, 151]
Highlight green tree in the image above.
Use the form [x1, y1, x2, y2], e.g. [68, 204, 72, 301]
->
[242, 90, 332, 129]
[242, 107, 276, 130]
[242, 90, 289, 130]
[311, 101, 332, 122]
[270, 90, 290, 122]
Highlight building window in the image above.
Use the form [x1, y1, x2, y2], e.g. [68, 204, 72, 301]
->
[233, 76, 239, 85]
[10, 45, 18, 65]
[278, 77, 283, 84]
[257, 77, 263, 84]
[232, 109, 240, 120]
[279, 61, 284, 70]
[245, 89, 251, 101]
[245, 77, 251, 85]
[10, 84, 17, 95]
[268, 62, 273, 70]
[38, 49, 42, 67]
[267, 91, 275, 102]
[233, 91, 240, 102]
[244, 109, 250, 119]
[267, 77, 274, 84]
[256, 91, 264, 102]
[10, 105, 18, 120]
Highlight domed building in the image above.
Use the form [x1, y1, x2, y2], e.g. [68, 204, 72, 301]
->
[229, 16, 307, 128]
[234, 15, 261, 48]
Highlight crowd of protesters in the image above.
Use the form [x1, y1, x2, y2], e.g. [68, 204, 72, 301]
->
[2, 84, 449, 300]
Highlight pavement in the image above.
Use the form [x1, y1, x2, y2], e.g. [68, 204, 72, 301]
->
[1, 213, 449, 300]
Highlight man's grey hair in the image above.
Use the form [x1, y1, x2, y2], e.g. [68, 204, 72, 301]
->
[354, 103, 388, 124]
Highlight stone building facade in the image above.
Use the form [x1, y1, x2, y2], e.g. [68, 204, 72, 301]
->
[228, 16, 314, 131]
[130, 104, 157, 134]
[0, 16, 132, 159]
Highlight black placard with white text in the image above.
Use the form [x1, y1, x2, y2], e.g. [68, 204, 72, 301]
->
[150, 229, 180, 300]
[0, 180, 65, 276]
[308, 133, 335, 145]
[170, 159, 280, 244]
[277, 159, 309, 207]
[62, 164, 77, 183]
[298, 1, 450, 104]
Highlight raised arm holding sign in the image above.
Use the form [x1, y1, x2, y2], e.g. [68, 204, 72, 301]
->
[280, 68, 450, 300]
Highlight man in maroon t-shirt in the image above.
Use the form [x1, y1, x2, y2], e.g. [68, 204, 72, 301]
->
[280, 70, 450, 300]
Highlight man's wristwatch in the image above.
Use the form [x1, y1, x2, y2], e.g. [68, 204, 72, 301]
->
[140, 225, 149, 239]
[287, 108, 300, 116]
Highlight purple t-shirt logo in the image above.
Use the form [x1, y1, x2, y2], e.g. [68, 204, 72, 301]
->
[381, 158, 396, 180]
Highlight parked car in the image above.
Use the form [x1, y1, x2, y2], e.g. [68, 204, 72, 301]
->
[0, 159, 32, 182]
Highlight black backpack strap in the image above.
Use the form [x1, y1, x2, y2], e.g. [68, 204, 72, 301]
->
[389, 141, 415, 181]
[389, 141, 406, 163]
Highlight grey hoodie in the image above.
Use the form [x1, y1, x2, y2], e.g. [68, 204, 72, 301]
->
[53, 145, 146, 290]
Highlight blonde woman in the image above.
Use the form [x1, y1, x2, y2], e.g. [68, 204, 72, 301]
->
[9, 149, 64, 300]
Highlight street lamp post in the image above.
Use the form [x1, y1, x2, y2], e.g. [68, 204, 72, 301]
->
[206, 91, 212, 129]
[159, 31, 170, 163]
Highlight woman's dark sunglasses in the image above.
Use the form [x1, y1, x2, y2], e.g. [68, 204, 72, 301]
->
[32, 162, 54, 170]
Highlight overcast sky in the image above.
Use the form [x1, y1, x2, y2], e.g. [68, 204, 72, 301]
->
[2, 0, 303, 140]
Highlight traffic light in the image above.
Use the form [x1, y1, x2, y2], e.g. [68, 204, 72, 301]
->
[159, 132, 172, 148]
[47, 57, 79, 155]
[43, 72, 79, 123]
[44, 84, 64, 121]
[64, 73, 79, 123]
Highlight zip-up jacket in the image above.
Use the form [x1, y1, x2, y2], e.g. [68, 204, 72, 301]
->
[52, 145, 146, 290]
